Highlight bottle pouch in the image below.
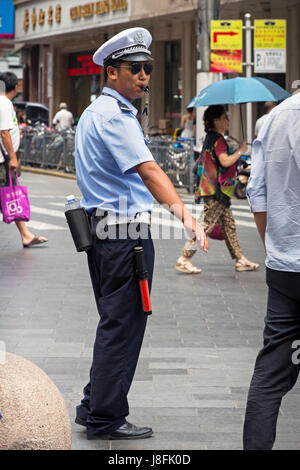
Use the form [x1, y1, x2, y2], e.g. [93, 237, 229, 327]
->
[65, 207, 93, 252]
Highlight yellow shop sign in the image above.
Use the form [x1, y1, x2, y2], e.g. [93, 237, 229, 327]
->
[254, 20, 286, 49]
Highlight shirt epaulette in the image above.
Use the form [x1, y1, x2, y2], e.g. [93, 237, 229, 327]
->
[102, 92, 131, 113]
[118, 101, 131, 112]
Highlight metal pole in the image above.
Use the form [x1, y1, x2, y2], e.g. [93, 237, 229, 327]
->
[41, 127, 46, 168]
[63, 130, 67, 171]
[23, 127, 28, 165]
[196, 0, 220, 146]
[189, 141, 194, 194]
[197, 0, 214, 72]
[244, 13, 253, 144]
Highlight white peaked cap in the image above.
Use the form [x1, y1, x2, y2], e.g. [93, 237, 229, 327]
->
[93, 27, 152, 67]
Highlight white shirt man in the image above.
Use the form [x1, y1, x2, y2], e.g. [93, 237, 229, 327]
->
[0, 94, 20, 163]
[52, 103, 74, 131]
[244, 92, 300, 450]
[0, 72, 47, 247]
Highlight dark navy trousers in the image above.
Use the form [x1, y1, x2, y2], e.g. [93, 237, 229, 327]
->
[76, 222, 154, 438]
[243, 268, 300, 450]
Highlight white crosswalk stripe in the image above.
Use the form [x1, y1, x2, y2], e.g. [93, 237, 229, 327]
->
[30, 205, 65, 218]
[27, 204, 67, 230]
[234, 220, 256, 228]
[232, 210, 253, 219]
[26, 220, 68, 231]
[49, 202, 66, 208]
[30, 195, 73, 199]
[231, 203, 251, 211]
[27, 200, 256, 231]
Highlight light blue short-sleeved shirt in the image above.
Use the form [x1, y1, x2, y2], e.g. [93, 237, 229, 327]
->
[247, 93, 300, 272]
[75, 87, 154, 216]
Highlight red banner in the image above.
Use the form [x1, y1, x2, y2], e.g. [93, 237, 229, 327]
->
[210, 50, 242, 74]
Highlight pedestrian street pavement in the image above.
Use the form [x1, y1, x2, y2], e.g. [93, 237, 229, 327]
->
[1, 172, 300, 450]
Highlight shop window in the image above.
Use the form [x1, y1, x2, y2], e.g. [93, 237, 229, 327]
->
[69, 51, 101, 121]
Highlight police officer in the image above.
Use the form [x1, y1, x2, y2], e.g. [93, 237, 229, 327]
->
[75, 27, 208, 440]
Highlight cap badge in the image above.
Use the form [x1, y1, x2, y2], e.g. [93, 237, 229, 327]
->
[134, 31, 145, 45]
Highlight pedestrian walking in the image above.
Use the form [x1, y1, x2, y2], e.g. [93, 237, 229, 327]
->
[0, 72, 48, 248]
[74, 27, 208, 440]
[243, 92, 300, 450]
[52, 102, 74, 131]
[180, 107, 195, 138]
[175, 105, 259, 274]
[254, 101, 276, 137]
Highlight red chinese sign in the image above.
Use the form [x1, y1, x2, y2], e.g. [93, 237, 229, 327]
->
[69, 54, 101, 77]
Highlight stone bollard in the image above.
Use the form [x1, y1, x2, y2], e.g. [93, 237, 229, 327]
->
[0, 352, 72, 450]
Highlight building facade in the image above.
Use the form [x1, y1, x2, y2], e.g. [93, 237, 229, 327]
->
[0, 0, 23, 93]
[13, 0, 300, 136]
[220, 0, 300, 141]
[13, 0, 197, 130]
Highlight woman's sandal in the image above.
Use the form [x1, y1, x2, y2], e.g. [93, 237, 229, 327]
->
[235, 257, 259, 272]
[23, 235, 48, 248]
[175, 257, 202, 274]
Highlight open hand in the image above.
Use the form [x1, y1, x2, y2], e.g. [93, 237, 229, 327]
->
[184, 218, 209, 252]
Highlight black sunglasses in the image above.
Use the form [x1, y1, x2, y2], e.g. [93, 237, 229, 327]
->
[115, 62, 153, 75]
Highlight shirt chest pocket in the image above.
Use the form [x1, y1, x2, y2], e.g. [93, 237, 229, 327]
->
[265, 147, 291, 163]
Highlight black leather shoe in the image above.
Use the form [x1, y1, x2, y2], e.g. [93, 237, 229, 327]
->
[87, 421, 153, 440]
[75, 416, 87, 427]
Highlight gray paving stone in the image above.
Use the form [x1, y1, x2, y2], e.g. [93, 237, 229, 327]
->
[1, 174, 299, 450]
[153, 408, 198, 417]
[71, 432, 110, 450]
[133, 375, 154, 381]
[148, 369, 188, 376]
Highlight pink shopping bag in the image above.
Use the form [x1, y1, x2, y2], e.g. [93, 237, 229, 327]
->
[0, 171, 30, 224]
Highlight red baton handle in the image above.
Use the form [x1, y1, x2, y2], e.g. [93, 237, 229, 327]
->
[134, 246, 152, 316]
[139, 279, 152, 314]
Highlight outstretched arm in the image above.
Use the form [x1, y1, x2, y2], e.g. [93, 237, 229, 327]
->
[135, 160, 208, 252]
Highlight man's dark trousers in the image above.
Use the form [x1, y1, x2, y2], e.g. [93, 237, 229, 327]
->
[243, 268, 300, 450]
[76, 222, 154, 438]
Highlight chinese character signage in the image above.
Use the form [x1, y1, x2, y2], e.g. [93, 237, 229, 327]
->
[254, 20, 286, 49]
[254, 20, 286, 73]
[0, 0, 14, 39]
[210, 20, 243, 73]
[70, 1, 128, 20]
[23, 5, 61, 32]
[69, 53, 101, 77]
[16, 0, 130, 41]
